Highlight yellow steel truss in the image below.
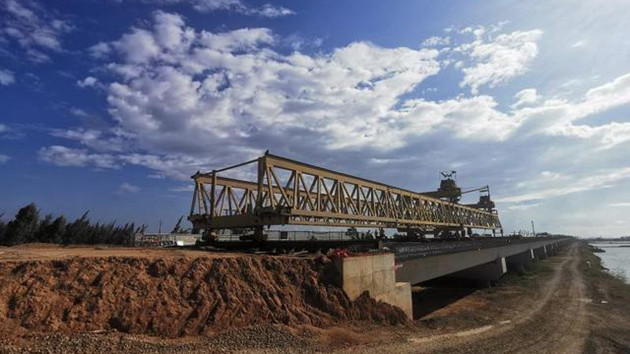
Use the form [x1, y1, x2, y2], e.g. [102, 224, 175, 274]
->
[189, 152, 502, 231]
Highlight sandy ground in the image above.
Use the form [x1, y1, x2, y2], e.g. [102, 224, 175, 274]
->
[0, 242, 628, 353]
[341, 243, 589, 354]
[0, 244, 241, 262]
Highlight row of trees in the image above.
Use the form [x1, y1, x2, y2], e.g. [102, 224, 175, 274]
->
[0, 203, 141, 246]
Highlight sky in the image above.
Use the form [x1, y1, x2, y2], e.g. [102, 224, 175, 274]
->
[1, 0, 630, 237]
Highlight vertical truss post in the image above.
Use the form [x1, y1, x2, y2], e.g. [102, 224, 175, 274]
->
[256, 155, 266, 209]
[209, 170, 216, 219]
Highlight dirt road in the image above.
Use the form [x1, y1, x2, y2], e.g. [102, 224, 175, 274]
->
[346, 243, 589, 354]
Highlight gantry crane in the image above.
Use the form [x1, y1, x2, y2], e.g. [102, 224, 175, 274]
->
[189, 152, 502, 242]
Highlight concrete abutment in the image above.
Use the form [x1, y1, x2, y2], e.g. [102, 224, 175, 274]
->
[334, 253, 412, 319]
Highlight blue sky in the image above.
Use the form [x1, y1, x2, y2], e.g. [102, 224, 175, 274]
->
[1, 0, 630, 237]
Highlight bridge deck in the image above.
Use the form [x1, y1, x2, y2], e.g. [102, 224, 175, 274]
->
[391, 237, 571, 284]
[387, 237, 562, 261]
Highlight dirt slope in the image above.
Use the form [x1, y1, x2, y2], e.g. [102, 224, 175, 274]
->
[0, 255, 407, 338]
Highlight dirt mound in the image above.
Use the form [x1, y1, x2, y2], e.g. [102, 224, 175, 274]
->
[0, 255, 407, 337]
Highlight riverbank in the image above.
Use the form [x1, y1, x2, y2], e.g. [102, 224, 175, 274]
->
[587, 241, 630, 283]
[0, 242, 628, 353]
[580, 242, 630, 352]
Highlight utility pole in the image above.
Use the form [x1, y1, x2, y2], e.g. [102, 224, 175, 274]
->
[531, 220, 536, 237]
[158, 220, 162, 234]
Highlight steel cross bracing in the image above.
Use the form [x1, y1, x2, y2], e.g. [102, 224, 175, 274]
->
[188, 153, 502, 231]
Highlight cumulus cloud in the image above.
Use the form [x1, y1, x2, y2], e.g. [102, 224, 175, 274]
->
[118, 182, 140, 194]
[33, 12, 630, 186]
[85, 11, 444, 154]
[457, 29, 543, 94]
[0, 69, 15, 85]
[0, 0, 72, 62]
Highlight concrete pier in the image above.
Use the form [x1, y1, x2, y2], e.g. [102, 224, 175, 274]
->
[533, 246, 548, 260]
[506, 250, 535, 273]
[449, 257, 507, 281]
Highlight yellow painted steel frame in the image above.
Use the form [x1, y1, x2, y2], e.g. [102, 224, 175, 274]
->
[189, 153, 502, 231]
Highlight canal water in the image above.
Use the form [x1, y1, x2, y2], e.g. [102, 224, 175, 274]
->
[589, 241, 630, 283]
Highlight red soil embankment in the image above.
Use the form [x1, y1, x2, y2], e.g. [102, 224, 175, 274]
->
[0, 255, 407, 337]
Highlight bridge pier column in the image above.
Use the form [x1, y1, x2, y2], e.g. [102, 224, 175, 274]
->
[533, 246, 548, 260]
[506, 250, 535, 273]
[448, 257, 507, 281]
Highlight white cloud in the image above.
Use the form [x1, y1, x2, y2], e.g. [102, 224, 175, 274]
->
[608, 202, 630, 207]
[38, 146, 120, 169]
[76, 76, 100, 88]
[170, 185, 194, 192]
[38, 143, 225, 180]
[522, 73, 630, 148]
[0, 69, 15, 85]
[85, 12, 444, 152]
[118, 182, 140, 194]
[507, 203, 541, 211]
[457, 29, 543, 94]
[88, 42, 111, 59]
[423, 36, 450, 47]
[121, 0, 294, 17]
[497, 167, 630, 203]
[511, 88, 540, 108]
[50, 128, 127, 152]
[0, 154, 9, 164]
[69, 107, 89, 117]
[571, 40, 587, 48]
[1, 0, 72, 62]
[250, 3, 295, 18]
[37, 12, 630, 219]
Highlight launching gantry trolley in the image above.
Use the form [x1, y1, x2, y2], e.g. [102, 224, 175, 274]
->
[188, 152, 502, 242]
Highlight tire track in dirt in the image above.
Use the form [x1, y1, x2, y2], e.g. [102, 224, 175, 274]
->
[348, 242, 589, 354]
[426, 244, 588, 354]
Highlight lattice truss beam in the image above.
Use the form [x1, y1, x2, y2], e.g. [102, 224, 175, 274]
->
[189, 153, 502, 231]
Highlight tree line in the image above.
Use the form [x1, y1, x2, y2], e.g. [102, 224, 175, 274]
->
[0, 203, 141, 246]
